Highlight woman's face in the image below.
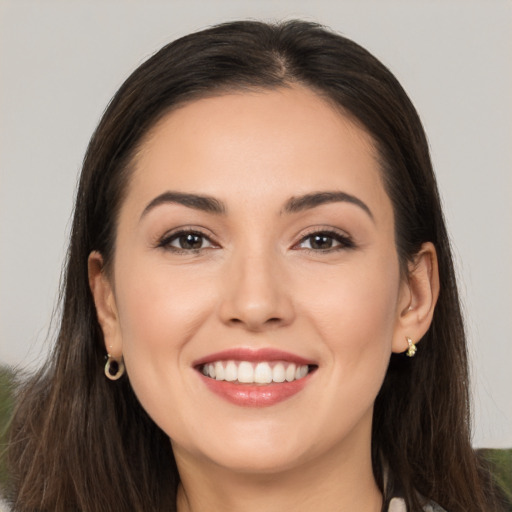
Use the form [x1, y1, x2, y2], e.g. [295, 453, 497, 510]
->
[99, 86, 413, 474]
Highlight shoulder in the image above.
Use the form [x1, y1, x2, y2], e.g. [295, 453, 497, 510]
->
[388, 497, 447, 512]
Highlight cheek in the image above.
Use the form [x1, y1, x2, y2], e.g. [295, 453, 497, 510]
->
[288, 255, 400, 444]
[114, 258, 211, 349]
[301, 254, 399, 341]
[112, 257, 211, 379]
[299, 251, 400, 387]
[111, 259, 216, 435]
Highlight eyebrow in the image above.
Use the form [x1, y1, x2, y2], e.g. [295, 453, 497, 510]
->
[282, 191, 374, 221]
[140, 191, 226, 219]
[140, 190, 373, 221]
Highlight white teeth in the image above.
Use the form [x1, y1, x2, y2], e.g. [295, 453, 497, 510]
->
[298, 365, 308, 379]
[295, 365, 307, 380]
[224, 360, 237, 381]
[254, 362, 273, 384]
[285, 363, 296, 382]
[201, 360, 311, 384]
[272, 363, 286, 383]
[214, 361, 225, 381]
[237, 361, 255, 383]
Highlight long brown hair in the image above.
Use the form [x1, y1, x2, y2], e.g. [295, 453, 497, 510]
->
[5, 20, 504, 511]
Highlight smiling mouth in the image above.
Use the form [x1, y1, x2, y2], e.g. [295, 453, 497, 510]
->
[198, 360, 316, 384]
[194, 348, 318, 406]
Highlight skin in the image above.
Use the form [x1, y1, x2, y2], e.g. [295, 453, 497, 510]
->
[89, 86, 439, 512]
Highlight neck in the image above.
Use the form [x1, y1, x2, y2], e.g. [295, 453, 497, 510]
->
[174, 426, 382, 512]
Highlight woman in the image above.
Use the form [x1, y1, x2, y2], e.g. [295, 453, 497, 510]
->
[5, 20, 504, 511]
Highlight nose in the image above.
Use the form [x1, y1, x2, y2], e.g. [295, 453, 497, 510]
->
[218, 248, 295, 332]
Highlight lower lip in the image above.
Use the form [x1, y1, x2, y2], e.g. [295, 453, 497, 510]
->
[199, 373, 313, 407]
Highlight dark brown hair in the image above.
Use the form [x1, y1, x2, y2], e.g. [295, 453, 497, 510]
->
[5, 20, 504, 511]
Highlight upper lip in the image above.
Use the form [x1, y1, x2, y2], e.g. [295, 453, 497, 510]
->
[192, 348, 317, 368]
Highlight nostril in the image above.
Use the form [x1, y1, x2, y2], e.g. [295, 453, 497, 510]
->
[228, 317, 282, 327]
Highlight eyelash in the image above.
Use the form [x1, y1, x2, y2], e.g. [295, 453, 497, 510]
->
[295, 229, 355, 253]
[157, 229, 216, 254]
[157, 228, 355, 254]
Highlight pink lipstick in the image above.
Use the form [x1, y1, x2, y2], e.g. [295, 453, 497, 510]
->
[193, 348, 317, 407]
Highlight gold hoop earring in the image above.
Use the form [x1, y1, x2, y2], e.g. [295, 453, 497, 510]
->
[104, 354, 125, 380]
[405, 337, 417, 358]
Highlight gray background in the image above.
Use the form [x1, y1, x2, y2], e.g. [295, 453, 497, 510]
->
[1, 0, 511, 448]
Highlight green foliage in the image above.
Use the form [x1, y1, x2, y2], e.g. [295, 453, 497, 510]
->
[479, 448, 512, 510]
[0, 365, 16, 490]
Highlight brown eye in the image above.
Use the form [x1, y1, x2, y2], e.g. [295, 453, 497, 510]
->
[160, 230, 214, 252]
[309, 234, 335, 250]
[297, 231, 354, 252]
[176, 233, 205, 250]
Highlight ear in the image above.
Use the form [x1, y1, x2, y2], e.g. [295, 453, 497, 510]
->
[392, 242, 440, 354]
[88, 251, 123, 358]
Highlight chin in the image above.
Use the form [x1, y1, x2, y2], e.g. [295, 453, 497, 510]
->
[204, 444, 310, 476]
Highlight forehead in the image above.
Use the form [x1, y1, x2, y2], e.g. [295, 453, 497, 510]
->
[125, 86, 390, 221]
